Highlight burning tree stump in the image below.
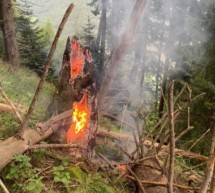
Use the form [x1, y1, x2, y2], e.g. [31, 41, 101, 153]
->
[47, 36, 98, 152]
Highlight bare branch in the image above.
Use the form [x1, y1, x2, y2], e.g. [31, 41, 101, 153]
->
[0, 179, 10, 193]
[0, 84, 23, 124]
[167, 80, 175, 193]
[127, 165, 146, 193]
[188, 129, 211, 151]
[199, 126, 215, 193]
[21, 4, 74, 132]
[29, 143, 82, 150]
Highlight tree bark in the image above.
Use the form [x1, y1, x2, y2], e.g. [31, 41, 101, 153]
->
[97, 0, 148, 110]
[167, 81, 175, 193]
[200, 116, 215, 193]
[1, 0, 20, 66]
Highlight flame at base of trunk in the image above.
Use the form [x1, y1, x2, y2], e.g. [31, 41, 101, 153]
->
[66, 93, 89, 143]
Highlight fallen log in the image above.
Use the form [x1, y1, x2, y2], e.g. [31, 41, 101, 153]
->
[0, 109, 210, 170]
[0, 103, 15, 112]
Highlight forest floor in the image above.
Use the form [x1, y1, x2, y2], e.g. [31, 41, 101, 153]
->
[0, 62, 204, 193]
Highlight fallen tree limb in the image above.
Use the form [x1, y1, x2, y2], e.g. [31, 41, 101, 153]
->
[0, 103, 17, 112]
[0, 85, 23, 123]
[0, 179, 10, 193]
[29, 143, 82, 150]
[140, 180, 202, 190]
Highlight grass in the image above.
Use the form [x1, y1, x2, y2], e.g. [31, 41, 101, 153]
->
[0, 60, 55, 139]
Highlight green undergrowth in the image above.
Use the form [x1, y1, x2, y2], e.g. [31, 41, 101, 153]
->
[0, 60, 55, 139]
[0, 149, 122, 193]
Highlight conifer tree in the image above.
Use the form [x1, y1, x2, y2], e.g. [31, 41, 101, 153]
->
[16, 1, 47, 76]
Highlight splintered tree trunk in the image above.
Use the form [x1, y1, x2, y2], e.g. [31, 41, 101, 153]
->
[1, 0, 20, 66]
[98, 0, 148, 109]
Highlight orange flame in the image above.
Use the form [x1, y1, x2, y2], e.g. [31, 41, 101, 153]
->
[70, 37, 85, 81]
[66, 93, 89, 143]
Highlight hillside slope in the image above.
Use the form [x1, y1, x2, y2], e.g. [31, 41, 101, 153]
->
[0, 61, 55, 140]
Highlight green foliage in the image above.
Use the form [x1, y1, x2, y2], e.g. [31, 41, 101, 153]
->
[68, 166, 87, 181]
[25, 177, 44, 193]
[15, 2, 55, 78]
[0, 61, 55, 139]
[53, 165, 71, 189]
[3, 154, 44, 193]
[74, 173, 117, 193]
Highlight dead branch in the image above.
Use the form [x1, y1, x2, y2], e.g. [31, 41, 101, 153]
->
[127, 165, 146, 193]
[29, 143, 82, 150]
[175, 126, 194, 142]
[174, 83, 188, 105]
[0, 84, 23, 123]
[188, 128, 211, 151]
[96, 152, 114, 169]
[140, 180, 202, 190]
[21, 4, 74, 132]
[199, 126, 215, 193]
[0, 179, 10, 193]
[168, 81, 175, 193]
[113, 171, 128, 185]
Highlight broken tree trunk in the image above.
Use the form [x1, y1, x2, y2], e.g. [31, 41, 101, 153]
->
[46, 36, 98, 147]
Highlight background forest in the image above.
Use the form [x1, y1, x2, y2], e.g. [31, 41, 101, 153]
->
[0, 0, 215, 193]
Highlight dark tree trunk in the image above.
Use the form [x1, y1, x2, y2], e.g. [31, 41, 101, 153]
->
[1, 0, 20, 66]
[158, 60, 168, 119]
[100, 0, 107, 67]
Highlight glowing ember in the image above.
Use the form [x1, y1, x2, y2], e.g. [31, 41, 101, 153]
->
[117, 165, 127, 171]
[66, 93, 89, 143]
[70, 37, 85, 81]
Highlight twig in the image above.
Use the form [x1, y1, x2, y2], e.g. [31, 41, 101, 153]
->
[0, 179, 10, 193]
[113, 171, 128, 185]
[167, 80, 175, 193]
[140, 180, 202, 190]
[127, 166, 146, 193]
[174, 83, 188, 105]
[29, 143, 82, 150]
[21, 4, 74, 132]
[188, 129, 211, 151]
[0, 84, 23, 124]
[96, 152, 114, 169]
[175, 126, 194, 143]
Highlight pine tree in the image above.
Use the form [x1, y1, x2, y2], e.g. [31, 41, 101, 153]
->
[16, 1, 47, 76]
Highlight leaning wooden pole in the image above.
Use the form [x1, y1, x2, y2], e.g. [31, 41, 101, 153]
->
[21, 4, 74, 133]
[199, 126, 215, 193]
[167, 81, 175, 193]
[97, 0, 148, 110]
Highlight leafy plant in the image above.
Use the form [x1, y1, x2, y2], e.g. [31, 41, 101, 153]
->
[25, 177, 44, 193]
[74, 173, 118, 193]
[53, 164, 71, 190]
[4, 154, 45, 193]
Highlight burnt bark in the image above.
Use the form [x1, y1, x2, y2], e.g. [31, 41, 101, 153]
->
[1, 0, 20, 66]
